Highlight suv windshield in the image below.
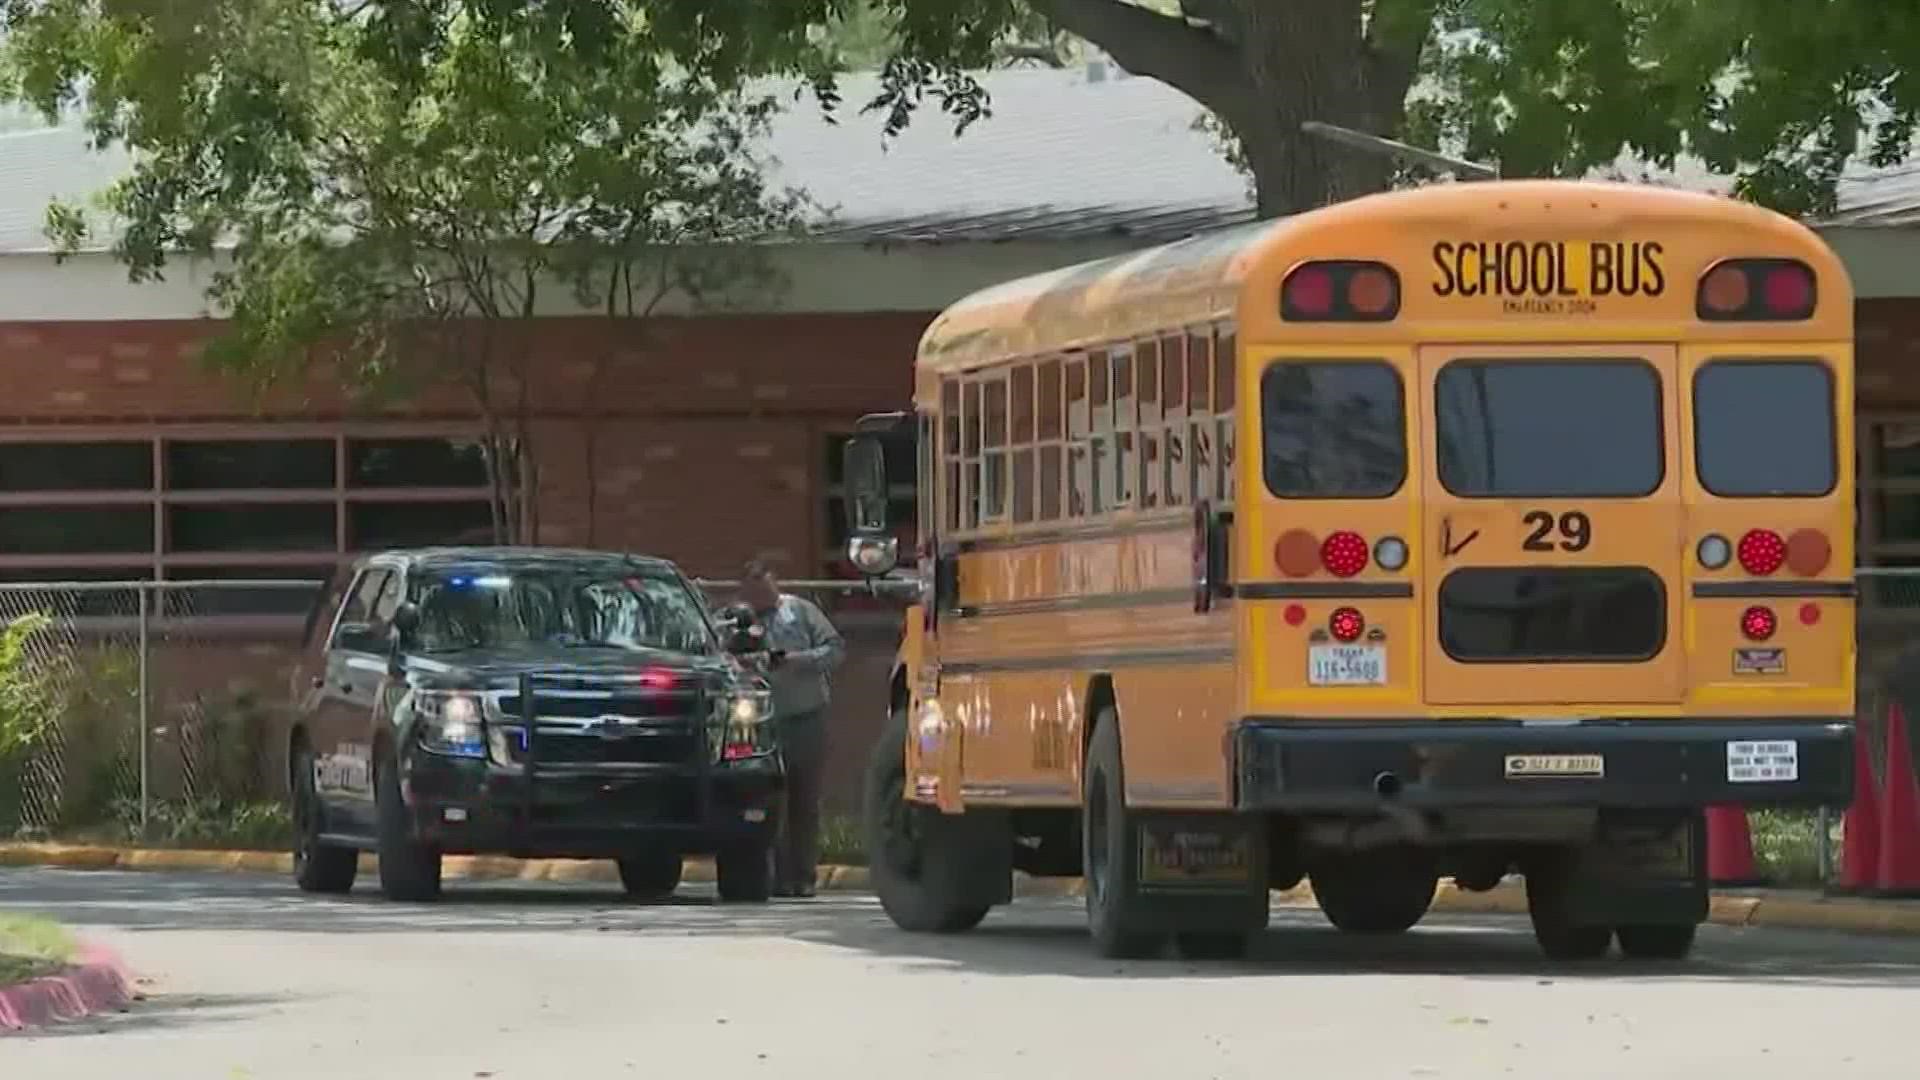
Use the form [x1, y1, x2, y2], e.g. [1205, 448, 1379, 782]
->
[411, 566, 713, 654]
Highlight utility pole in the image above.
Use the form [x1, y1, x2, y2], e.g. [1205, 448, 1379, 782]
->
[1300, 121, 1499, 180]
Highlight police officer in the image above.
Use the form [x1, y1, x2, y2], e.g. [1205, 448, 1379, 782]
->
[738, 558, 845, 898]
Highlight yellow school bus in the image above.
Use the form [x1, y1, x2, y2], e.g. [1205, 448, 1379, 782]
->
[837, 179, 1856, 962]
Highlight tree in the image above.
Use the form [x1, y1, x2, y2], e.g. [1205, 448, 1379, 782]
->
[838, 1, 1920, 218]
[0, 0, 807, 543]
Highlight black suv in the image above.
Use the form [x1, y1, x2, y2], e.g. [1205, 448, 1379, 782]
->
[287, 547, 782, 903]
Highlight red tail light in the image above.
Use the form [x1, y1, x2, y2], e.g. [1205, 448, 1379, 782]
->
[1329, 607, 1365, 642]
[1785, 528, 1831, 577]
[1697, 259, 1816, 321]
[1741, 605, 1778, 641]
[1282, 260, 1400, 322]
[1283, 264, 1334, 318]
[722, 742, 755, 761]
[1320, 530, 1370, 578]
[1736, 529, 1786, 576]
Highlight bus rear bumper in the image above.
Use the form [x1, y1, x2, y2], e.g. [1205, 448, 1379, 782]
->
[1233, 718, 1854, 813]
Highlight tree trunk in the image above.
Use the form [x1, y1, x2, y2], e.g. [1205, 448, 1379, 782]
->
[1227, 0, 1403, 218]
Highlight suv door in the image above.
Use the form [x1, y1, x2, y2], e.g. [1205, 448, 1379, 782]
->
[291, 565, 354, 793]
[318, 566, 399, 832]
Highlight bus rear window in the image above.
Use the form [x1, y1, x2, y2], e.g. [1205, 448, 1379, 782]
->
[1260, 361, 1405, 498]
[1436, 360, 1663, 497]
[1694, 360, 1836, 497]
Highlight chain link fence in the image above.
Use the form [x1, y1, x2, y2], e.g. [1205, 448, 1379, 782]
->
[1, 569, 1914, 873]
[0, 579, 325, 845]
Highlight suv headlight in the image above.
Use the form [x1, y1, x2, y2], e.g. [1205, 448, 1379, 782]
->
[712, 688, 773, 762]
[416, 691, 486, 758]
[727, 689, 772, 726]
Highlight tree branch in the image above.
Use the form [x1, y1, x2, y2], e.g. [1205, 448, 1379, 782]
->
[1029, 0, 1246, 118]
[1179, 0, 1241, 43]
[1363, 0, 1441, 125]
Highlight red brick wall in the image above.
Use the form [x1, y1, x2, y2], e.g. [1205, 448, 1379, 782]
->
[1857, 299, 1920, 408]
[2, 311, 930, 812]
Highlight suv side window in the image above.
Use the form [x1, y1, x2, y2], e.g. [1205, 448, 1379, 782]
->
[372, 571, 405, 626]
[302, 566, 353, 649]
[331, 569, 395, 653]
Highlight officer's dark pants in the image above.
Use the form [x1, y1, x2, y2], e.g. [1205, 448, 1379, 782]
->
[774, 709, 826, 893]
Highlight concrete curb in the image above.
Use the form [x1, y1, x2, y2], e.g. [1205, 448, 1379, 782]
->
[6, 842, 1919, 937]
[0, 941, 135, 1031]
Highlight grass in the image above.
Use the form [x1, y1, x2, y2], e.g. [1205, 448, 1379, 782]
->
[0, 914, 76, 987]
[1751, 807, 1842, 887]
[819, 812, 866, 866]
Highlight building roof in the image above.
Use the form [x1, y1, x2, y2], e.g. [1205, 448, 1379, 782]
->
[0, 64, 1915, 254]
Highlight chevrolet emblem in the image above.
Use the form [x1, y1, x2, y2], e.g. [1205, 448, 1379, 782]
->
[585, 715, 634, 738]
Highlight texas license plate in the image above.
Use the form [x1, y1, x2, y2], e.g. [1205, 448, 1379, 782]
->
[1307, 645, 1386, 686]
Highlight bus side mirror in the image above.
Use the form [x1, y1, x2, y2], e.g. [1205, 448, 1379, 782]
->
[842, 435, 898, 577]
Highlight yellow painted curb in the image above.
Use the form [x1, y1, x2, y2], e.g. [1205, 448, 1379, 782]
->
[1747, 894, 1920, 936]
[0, 843, 121, 870]
[1430, 881, 1527, 916]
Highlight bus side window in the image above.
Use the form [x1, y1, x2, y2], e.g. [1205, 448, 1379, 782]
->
[1111, 345, 1136, 510]
[1215, 324, 1237, 503]
[1138, 338, 1162, 510]
[1089, 351, 1111, 514]
[1065, 355, 1090, 517]
[1037, 357, 1064, 521]
[982, 373, 1009, 522]
[1161, 332, 1188, 508]
[941, 379, 962, 533]
[1010, 363, 1036, 524]
[962, 379, 983, 529]
[1189, 331, 1215, 501]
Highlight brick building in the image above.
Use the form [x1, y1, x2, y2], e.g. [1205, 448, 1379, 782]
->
[4, 66, 1920, 808]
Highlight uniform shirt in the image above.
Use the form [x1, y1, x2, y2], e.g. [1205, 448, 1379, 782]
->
[753, 593, 845, 717]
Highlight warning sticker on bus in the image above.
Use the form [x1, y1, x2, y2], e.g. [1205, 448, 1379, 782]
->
[1430, 240, 1666, 316]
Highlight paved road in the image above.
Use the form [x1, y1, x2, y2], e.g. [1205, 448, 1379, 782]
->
[2, 867, 1916, 1079]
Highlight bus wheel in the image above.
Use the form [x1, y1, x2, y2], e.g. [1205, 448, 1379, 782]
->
[864, 707, 990, 934]
[1083, 708, 1167, 960]
[1616, 922, 1697, 961]
[1525, 854, 1612, 961]
[1310, 850, 1438, 934]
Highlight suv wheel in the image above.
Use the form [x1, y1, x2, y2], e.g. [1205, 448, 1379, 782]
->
[715, 841, 773, 903]
[375, 747, 443, 902]
[291, 741, 358, 894]
[617, 848, 684, 902]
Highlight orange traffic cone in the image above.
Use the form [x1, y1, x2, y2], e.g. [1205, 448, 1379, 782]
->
[1706, 804, 1766, 887]
[1871, 702, 1920, 898]
[1831, 719, 1882, 895]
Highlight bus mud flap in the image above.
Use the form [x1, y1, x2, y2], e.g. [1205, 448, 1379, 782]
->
[1128, 813, 1270, 933]
[1550, 812, 1708, 928]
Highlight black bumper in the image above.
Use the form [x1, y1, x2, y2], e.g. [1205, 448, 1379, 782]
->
[1234, 718, 1853, 812]
[402, 752, 783, 859]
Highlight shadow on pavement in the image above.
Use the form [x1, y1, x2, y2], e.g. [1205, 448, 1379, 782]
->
[7, 865, 1920, 989]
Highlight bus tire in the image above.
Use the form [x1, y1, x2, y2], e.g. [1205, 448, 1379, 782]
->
[1083, 708, 1166, 960]
[1310, 851, 1438, 935]
[1525, 854, 1611, 961]
[864, 707, 991, 934]
[1615, 922, 1697, 961]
